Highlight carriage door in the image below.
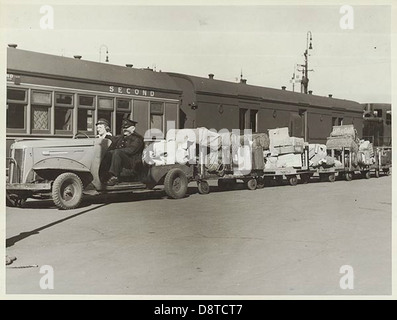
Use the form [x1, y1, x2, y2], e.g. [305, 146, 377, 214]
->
[289, 109, 307, 140]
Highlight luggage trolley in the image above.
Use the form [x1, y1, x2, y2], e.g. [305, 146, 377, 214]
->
[194, 131, 266, 193]
[261, 145, 313, 186]
[371, 146, 392, 178]
[325, 146, 371, 181]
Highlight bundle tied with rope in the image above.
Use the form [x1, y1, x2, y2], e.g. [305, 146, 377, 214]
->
[326, 125, 360, 153]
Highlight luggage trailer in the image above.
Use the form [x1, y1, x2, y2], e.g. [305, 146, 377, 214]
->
[323, 147, 372, 181]
[192, 144, 264, 193]
[370, 146, 392, 178]
[260, 145, 314, 186]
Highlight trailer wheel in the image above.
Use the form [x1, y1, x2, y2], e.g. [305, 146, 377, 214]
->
[256, 177, 265, 189]
[383, 169, 390, 176]
[246, 178, 257, 190]
[288, 175, 298, 186]
[52, 172, 83, 210]
[362, 171, 371, 179]
[164, 168, 188, 199]
[375, 170, 380, 178]
[345, 172, 353, 181]
[197, 180, 210, 195]
[328, 173, 336, 183]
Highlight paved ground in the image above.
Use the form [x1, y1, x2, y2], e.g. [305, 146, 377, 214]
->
[5, 174, 392, 296]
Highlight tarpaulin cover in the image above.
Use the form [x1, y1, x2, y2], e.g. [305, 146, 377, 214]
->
[330, 125, 357, 138]
[326, 136, 359, 152]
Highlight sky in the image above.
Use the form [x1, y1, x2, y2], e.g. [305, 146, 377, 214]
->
[0, 0, 393, 104]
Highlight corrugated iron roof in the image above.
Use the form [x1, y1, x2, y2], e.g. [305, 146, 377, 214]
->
[7, 48, 182, 93]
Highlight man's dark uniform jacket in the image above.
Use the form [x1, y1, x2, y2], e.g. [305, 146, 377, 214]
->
[106, 131, 144, 178]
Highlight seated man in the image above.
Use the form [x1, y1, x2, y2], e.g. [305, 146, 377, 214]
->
[104, 118, 144, 185]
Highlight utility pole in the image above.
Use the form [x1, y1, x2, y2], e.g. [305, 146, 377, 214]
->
[300, 31, 313, 94]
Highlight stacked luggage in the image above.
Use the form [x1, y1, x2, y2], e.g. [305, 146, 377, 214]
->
[357, 140, 375, 166]
[325, 125, 360, 152]
[264, 127, 306, 169]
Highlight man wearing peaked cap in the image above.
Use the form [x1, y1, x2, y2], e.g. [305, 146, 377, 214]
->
[103, 117, 144, 185]
[121, 118, 138, 128]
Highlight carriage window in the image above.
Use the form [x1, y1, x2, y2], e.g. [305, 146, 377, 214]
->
[150, 102, 164, 131]
[116, 99, 131, 133]
[332, 117, 343, 126]
[7, 88, 27, 132]
[7, 104, 26, 129]
[79, 95, 95, 108]
[78, 109, 94, 132]
[76, 95, 95, 133]
[32, 91, 51, 133]
[32, 106, 51, 132]
[54, 93, 73, 133]
[55, 93, 73, 106]
[117, 99, 131, 111]
[55, 108, 73, 132]
[7, 88, 27, 102]
[98, 98, 114, 110]
[32, 91, 51, 105]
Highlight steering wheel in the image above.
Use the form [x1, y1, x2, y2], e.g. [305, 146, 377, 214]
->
[73, 131, 90, 139]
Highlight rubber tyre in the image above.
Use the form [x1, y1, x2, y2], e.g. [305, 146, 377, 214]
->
[246, 178, 257, 190]
[52, 172, 83, 210]
[164, 168, 188, 199]
[197, 180, 210, 195]
[345, 172, 353, 181]
[6, 193, 17, 207]
[288, 175, 298, 186]
[256, 177, 265, 189]
[363, 171, 371, 179]
[328, 173, 336, 183]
